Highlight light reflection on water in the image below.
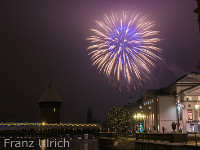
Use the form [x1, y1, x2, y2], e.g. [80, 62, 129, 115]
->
[83, 143, 88, 150]
[66, 139, 102, 150]
[40, 139, 46, 150]
[39, 139, 103, 150]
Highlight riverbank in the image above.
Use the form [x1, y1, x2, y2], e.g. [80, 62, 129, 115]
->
[99, 137, 135, 150]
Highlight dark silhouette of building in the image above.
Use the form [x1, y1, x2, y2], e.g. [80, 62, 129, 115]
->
[194, 0, 200, 31]
[87, 108, 92, 123]
[128, 96, 133, 104]
[39, 83, 61, 124]
[194, 0, 200, 68]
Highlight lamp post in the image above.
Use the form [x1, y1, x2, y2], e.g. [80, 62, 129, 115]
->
[176, 101, 181, 132]
[195, 103, 199, 133]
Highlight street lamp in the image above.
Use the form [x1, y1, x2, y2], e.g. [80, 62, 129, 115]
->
[133, 114, 145, 120]
[195, 103, 199, 133]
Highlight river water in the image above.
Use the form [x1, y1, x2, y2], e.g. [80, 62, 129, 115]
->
[0, 138, 104, 150]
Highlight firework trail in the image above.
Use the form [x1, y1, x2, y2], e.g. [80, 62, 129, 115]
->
[87, 11, 162, 91]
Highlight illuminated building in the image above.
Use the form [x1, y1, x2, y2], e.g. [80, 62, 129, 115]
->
[175, 72, 200, 133]
[142, 89, 177, 133]
[133, 72, 200, 133]
[39, 83, 61, 124]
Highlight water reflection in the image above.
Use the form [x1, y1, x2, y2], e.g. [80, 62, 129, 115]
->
[40, 139, 46, 150]
[59, 139, 102, 150]
[83, 143, 88, 150]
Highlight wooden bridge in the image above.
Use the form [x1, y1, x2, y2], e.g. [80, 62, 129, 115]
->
[0, 122, 101, 139]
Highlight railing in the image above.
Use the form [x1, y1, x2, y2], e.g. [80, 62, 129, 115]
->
[136, 133, 188, 143]
[188, 132, 200, 146]
[99, 132, 128, 138]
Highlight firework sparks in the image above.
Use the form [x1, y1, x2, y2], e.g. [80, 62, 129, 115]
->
[87, 11, 162, 91]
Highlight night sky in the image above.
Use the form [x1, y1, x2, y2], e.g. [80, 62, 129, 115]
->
[0, 0, 200, 123]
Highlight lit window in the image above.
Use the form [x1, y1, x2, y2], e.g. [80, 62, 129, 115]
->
[187, 110, 193, 120]
[186, 96, 192, 101]
[198, 96, 200, 101]
[153, 114, 154, 121]
[148, 102, 149, 104]
[152, 100, 153, 102]
[54, 108, 56, 112]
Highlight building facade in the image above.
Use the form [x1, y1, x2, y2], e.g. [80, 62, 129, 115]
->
[133, 72, 200, 133]
[142, 91, 177, 133]
[176, 84, 200, 133]
[168, 72, 200, 133]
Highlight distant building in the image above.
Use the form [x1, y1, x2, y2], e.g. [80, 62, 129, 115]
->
[194, 0, 200, 31]
[125, 97, 135, 116]
[87, 108, 92, 123]
[124, 97, 144, 133]
[39, 83, 61, 124]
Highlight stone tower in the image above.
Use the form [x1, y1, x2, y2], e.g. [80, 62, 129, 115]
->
[39, 83, 61, 124]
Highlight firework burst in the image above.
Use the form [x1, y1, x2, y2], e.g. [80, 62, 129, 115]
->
[87, 11, 162, 91]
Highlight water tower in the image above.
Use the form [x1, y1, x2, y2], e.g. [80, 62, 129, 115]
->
[39, 83, 61, 124]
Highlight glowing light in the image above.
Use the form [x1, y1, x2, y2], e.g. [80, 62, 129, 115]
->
[87, 11, 161, 91]
[133, 114, 145, 120]
[195, 104, 199, 110]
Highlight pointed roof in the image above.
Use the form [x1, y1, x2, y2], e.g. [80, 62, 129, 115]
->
[39, 83, 61, 102]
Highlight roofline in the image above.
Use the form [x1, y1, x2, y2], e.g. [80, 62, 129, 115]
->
[166, 72, 200, 89]
[178, 83, 200, 94]
[142, 95, 175, 102]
